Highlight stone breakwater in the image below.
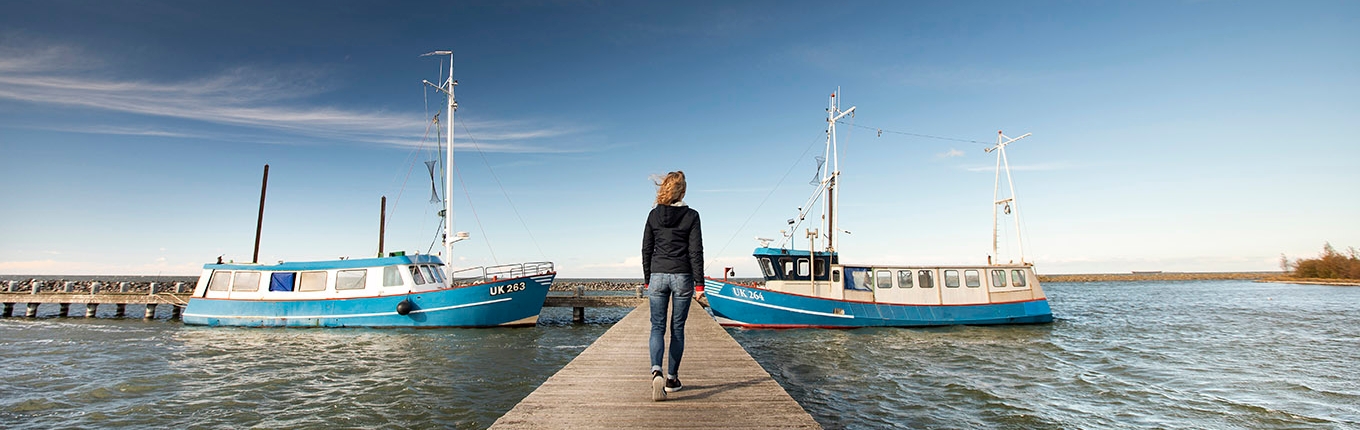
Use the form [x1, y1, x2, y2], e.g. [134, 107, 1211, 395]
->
[1, 278, 196, 294]
[1036, 272, 1280, 283]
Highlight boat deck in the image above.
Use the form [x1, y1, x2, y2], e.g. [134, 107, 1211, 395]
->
[490, 303, 819, 429]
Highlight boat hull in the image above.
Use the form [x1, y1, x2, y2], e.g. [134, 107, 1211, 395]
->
[704, 279, 1052, 328]
[183, 274, 554, 328]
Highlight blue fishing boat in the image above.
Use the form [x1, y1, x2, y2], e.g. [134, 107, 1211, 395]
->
[184, 52, 555, 327]
[704, 90, 1053, 328]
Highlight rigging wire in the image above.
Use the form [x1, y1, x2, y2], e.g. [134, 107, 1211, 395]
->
[456, 163, 499, 264]
[837, 121, 992, 145]
[455, 116, 549, 261]
[385, 113, 440, 238]
[709, 132, 826, 265]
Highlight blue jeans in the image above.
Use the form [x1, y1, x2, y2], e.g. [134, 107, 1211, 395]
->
[648, 273, 694, 378]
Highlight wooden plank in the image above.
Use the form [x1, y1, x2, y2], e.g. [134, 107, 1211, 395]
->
[491, 303, 820, 429]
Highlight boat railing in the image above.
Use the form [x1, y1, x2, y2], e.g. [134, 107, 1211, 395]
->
[449, 261, 555, 285]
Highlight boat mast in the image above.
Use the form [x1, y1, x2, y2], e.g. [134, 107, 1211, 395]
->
[422, 50, 458, 278]
[987, 130, 1030, 264]
[823, 88, 854, 253]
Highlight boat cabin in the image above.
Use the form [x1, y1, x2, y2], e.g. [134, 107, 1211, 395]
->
[193, 254, 448, 300]
[753, 247, 838, 282]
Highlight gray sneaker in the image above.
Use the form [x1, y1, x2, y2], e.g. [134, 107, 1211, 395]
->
[651, 370, 667, 401]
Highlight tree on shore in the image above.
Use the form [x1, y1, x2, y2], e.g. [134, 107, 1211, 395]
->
[1285, 242, 1360, 280]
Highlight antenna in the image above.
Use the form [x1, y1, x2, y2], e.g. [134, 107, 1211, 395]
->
[988, 130, 1031, 264]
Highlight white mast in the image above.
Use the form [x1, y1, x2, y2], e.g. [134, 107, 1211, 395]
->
[422, 50, 460, 278]
[987, 130, 1031, 264]
[823, 88, 855, 253]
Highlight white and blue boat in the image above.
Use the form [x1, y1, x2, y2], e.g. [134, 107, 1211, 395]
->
[184, 52, 555, 328]
[704, 90, 1053, 328]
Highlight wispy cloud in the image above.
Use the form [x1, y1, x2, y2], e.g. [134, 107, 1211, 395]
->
[962, 162, 1070, 172]
[0, 43, 584, 153]
[937, 148, 965, 159]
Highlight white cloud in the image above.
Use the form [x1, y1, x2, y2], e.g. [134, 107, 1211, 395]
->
[937, 148, 965, 158]
[963, 162, 1070, 172]
[0, 43, 584, 153]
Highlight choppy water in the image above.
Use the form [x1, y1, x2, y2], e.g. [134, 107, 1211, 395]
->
[734, 280, 1360, 429]
[3, 281, 1358, 429]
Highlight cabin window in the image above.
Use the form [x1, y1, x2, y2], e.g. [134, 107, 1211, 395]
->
[918, 270, 934, 288]
[208, 271, 231, 291]
[232, 272, 261, 292]
[269, 272, 296, 292]
[814, 259, 827, 277]
[944, 270, 960, 288]
[760, 258, 776, 277]
[965, 270, 981, 288]
[383, 266, 404, 287]
[298, 271, 328, 292]
[797, 259, 810, 277]
[410, 265, 427, 285]
[336, 269, 368, 290]
[1011, 270, 1027, 287]
[898, 270, 913, 288]
[419, 265, 438, 286]
[780, 259, 794, 277]
[991, 270, 1007, 287]
[832, 270, 841, 282]
[876, 270, 893, 289]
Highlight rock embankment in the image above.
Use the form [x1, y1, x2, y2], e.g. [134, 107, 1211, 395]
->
[1037, 272, 1278, 283]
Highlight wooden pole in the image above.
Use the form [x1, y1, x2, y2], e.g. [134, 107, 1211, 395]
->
[378, 196, 387, 257]
[253, 164, 269, 263]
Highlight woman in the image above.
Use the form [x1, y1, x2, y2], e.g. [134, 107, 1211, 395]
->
[642, 170, 704, 401]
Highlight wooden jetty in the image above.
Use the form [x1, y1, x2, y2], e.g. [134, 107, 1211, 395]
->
[491, 304, 820, 429]
[0, 280, 642, 320]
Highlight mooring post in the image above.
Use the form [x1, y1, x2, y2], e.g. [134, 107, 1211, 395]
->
[119, 282, 130, 293]
[25, 303, 38, 317]
[30, 279, 41, 294]
[85, 303, 98, 318]
[63, 281, 73, 293]
[144, 304, 157, 319]
[115, 304, 126, 318]
[148, 282, 158, 295]
[4, 280, 12, 292]
[174, 282, 185, 293]
[636, 285, 645, 298]
[573, 285, 586, 323]
[91, 282, 101, 294]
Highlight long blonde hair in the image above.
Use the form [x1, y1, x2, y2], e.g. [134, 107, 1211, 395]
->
[653, 171, 686, 206]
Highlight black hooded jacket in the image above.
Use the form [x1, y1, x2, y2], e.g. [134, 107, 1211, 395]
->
[642, 204, 704, 284]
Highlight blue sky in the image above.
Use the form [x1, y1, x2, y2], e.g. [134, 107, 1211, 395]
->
[1, 1, 1356, 277]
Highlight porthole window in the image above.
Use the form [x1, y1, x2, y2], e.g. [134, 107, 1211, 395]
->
[965, 270, 981, 288]
[336, 269, 368, 290]
[208, 271, 231, 291]
[898, 270, 913, 288]
[232, 271, 261, 292]
[298, 271, 328, 292]
[944, 270, 960, 288]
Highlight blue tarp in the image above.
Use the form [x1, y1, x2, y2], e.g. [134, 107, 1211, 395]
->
[269, 272, 295, 292]
[844, 267, 871, 290]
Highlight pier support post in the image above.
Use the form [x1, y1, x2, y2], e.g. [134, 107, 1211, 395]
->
[3, 303, 13, 317]
[119, 282, 130, 293]
[115, 304, 126, 318]
[26, 303, 38, 317]
[148, 282, 158, 295]
[85, 303, 98, 318]
[59, 303, 70, 317]
[144, 304, 158, 319]
[174, 282, 185, 293]
[636, 285, 645, 298]
[30, 279, 41, 294]
[91, 282, 101, 294]
[573, 307, 585, 324]
[171, 306, 183, 320]
[4, 280, 12, 292]
[62, 281, 73, 292]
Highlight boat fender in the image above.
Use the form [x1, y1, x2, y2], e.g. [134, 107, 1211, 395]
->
[396, 299, 414, 316]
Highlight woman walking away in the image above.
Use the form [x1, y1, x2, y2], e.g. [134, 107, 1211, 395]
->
[642, 170, 704, 402]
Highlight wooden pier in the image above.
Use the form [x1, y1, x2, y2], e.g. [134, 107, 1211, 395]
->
[491, 304, 820, 429]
